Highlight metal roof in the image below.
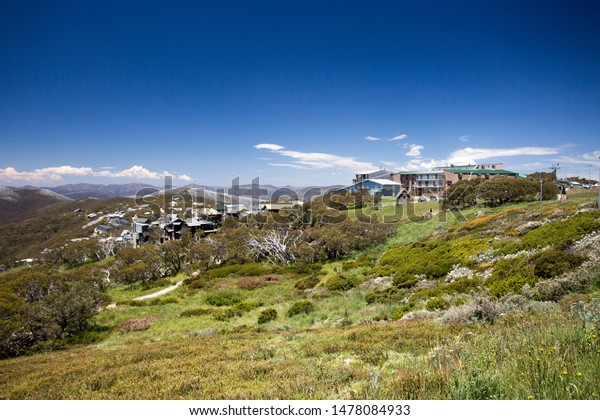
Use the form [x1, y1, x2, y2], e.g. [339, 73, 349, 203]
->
[444, 169, 517, 175]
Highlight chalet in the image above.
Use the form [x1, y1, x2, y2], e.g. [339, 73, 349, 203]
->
[160, 214, 185, 241]
[395, 189, 411, 206]
[95, 225, 115, 234]
[343, 179, 401, 198]
[184, 217, 218, 235]
[132, 215, 152, 247]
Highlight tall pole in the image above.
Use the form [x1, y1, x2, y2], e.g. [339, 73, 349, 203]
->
[588, 164, 592, 188]
[539, 176, 543, 202]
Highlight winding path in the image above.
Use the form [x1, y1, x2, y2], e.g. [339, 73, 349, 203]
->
[132, 281, 184, 301]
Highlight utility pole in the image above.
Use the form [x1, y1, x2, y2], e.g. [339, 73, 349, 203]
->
[549, 163, 560, 181]
[588, 164, 592, 188]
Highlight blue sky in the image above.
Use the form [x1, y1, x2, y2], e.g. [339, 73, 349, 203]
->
[1, 0, 599, 187]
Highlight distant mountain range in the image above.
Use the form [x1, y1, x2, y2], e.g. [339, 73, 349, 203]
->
[0, 186, 72, 223]
[35, 183, 159, 199]
[13, 182, 346, 201]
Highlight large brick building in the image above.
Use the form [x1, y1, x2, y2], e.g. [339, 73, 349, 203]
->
[391, 163, 518, 197]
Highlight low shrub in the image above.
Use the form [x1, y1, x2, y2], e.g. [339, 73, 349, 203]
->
[117, 316, 161, 333]
[287, 300, 315, 317]
[257, 308, 278, 324]
[533, 249, 585, 279]
[379, 240, 460, 281]
[365, 287, 405, 304]
[233, 301, 262, 313]
[393, 273, 419, 289]
[294, 276, 320, 290]
[237, 275, 281, 290]
[212, 308, 240, 322]
[390, 303, 415, 320]
[179, 308, 215, 317]
[204, 290, 243, 307]
[487, 255, 537, 297]
[426, 297, 450, 311]
[188, 279, 210, 290]
[325, 274, 361, 291]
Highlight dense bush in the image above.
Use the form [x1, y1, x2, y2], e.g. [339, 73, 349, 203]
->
[426, 297, 450, 311]
[257, 308, 278, 324]
[325, 273, 361, 291]
[390, 303, 416, 320]
[533, 249, 585, 279]
[0, 267, 107, 358]
[487, 256, 537, 297]
[204, 290, 243, 307]
[365, 287, 406, 304]
[179, 308, 215, 317]
[379, 240, 460, 280]
[294, 276, 320, 290]
[497, 212, 600, 254]
[287, 300, 315, 317]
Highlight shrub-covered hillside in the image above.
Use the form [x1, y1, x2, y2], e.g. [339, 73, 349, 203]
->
[0, 193, 598, 399]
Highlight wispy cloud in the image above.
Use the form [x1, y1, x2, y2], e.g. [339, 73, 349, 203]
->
[447, 147, 560, 165]
[459, 135, 469, 143]
[403, 143, 424, 157]
[254, 143, 378, 173]
[254, 143, 285, 151]
[365, 134, 408, 142]
[559, 150, 600, 165]
[0, 165, 192, 183]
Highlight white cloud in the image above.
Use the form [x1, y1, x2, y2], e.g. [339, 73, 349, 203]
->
[398, 158, 446, 172]
[365, 134, 408, 142]
[255, 144, 378, 173]
[0, 164, 188, 183]
[254, 143, 285, 151]
[380, 161, 397, 167]
[178, 174, 193, 182]
[459, 135, 469, 143]
[404, 144, 424, 157]
[447, 147, 559, 165]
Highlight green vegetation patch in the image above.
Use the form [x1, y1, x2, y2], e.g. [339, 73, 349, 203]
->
[287, 300, 315, 317]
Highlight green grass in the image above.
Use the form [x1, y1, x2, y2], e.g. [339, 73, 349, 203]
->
[0, 307, 597, 399]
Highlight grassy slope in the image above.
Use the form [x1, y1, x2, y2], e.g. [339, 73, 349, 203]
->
[0, 191, 599, 399]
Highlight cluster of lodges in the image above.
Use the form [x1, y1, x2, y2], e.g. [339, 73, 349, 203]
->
[130, 201, 304, 247]
[344, 163, 518, 202]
